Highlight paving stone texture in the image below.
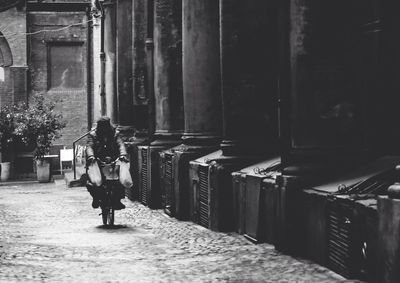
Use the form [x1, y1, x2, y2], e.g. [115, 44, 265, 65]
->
[0, 182, 357, 282]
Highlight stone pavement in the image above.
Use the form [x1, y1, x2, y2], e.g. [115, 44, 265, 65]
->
[0, 182, 356, 282]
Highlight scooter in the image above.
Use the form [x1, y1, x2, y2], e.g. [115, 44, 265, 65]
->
[97, 157, 120, 226]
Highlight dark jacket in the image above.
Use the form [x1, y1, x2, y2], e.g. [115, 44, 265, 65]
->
[86, 128, 127, 161]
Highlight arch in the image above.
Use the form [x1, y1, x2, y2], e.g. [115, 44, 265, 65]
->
[0, 32, 13, 67]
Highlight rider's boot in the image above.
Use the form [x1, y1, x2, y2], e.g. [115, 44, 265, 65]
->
[112, 185, 126, 210]
[112, 197, 125, 210]
[92, 198, 100, 209]
[114, 199, 126, 210]
[86, 182, 100, 209]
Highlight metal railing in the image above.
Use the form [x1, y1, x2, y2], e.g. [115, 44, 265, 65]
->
[72, 130, 92, 180]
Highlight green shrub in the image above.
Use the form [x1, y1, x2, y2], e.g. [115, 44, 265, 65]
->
[13, 94, 66, 160]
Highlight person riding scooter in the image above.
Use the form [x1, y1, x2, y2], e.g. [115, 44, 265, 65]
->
[85, 116, 128, 210]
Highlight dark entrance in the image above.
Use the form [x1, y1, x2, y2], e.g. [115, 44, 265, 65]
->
[280, 0, 390, 169]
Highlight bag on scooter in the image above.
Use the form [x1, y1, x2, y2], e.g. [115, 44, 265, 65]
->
[87, 161, 102, 187]
[119, 161, 133, 188]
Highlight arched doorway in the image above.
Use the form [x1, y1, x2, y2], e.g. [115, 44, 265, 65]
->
[0, 31, 13, 107]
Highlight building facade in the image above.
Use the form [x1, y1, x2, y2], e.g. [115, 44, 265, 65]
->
[2, 0, 400, 281]
[98, 1, 400, 281]
[0, 0, 93, 148]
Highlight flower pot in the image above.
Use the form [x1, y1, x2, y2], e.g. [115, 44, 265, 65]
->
[0, 162, 11, 182]
[36, 159, 51, 183]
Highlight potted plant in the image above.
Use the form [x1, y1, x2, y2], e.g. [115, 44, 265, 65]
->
[14, 94, 66, 182]
[0, 105, 15, 181]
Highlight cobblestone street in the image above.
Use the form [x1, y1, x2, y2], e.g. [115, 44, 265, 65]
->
[0, 181, 350, 282]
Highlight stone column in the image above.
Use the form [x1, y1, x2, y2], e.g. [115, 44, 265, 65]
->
[182, 0, 222, 144]
[137, 0, 184, 209]
[153, 0, 183, 143]
[116, 0, 134, 133]
[220, 0, 279, 156]
[131, 0, 150, 136]
[189, 0, 280, 232]
[91, 9, 102, 123]
[168, 0, 222, 220]
[104, 2, 117, 124]
[127, 0, 153, 201]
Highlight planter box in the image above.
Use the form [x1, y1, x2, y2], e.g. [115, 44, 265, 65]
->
[36, 159, 51, 183]
[0, 162, 11, 182]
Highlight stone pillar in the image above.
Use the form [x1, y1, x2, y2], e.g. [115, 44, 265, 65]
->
[168, 0, 222, 219]
[131, 0, 150, 135]
[137, 0, 184, 209]
[126, 0, 154, 201]
[104, 2, 117, 124]
[219, 0, 279, 156]
[182, 0, 222, 143]
[116, 0, 134, 134]
[91, 10, 102, 124]
[188, 0, 280, 232]
[153, 0, 183, 142]
[281, 0, 314, 166]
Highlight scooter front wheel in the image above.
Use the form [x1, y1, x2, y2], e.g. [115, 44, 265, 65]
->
[102, 207, 114, 226]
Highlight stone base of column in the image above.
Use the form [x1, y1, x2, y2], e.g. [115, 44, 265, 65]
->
[137, 133, 182, 209]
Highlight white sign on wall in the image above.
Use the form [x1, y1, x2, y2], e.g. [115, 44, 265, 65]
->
[0, 67, 4, 82]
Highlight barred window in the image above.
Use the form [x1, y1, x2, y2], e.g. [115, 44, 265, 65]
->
[49, 43, 84, 89]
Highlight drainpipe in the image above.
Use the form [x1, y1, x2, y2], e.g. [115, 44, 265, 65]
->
[99, 1, 106, 116]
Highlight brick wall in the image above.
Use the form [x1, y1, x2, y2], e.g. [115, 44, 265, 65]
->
[0, 6, 27, 107]
[10, 66, 27, 104]
[0, 6, 27, 67]
[28, 11, 91, 148]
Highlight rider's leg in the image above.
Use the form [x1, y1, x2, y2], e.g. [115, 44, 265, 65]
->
[86, 181, 101, 208]
[118, 184, 125, 199]
[112, 183, 126, 210]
